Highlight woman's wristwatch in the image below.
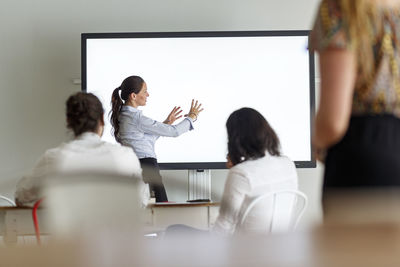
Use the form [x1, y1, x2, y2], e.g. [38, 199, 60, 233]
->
[188, 112, 198, 122]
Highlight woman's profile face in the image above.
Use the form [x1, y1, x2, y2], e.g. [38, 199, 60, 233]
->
[135, 83, 149, 106]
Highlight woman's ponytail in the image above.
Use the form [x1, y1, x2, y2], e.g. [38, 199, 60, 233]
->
[110, 87, 123, 143]
[110, 75, 145, 144]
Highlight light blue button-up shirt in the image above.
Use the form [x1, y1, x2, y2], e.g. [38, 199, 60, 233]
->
[119, 105, 194, 159]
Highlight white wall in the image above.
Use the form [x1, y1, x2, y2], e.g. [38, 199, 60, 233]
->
[0, 0, 322, 227]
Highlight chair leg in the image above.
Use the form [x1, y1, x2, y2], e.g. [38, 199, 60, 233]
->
[32, 198, 44, 245]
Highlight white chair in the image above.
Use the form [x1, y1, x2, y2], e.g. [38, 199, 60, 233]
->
[0, 195, 16, 206]
[43, 172, 145, 240]
[236, 190, 307, 234]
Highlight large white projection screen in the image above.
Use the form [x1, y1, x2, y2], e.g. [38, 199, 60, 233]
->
[83, 32, 315, 169]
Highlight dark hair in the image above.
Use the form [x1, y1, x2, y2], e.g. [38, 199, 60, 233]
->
[66, 92, 104, 137]
[110, 75, 145, 143]
[226, 107, 281, 166]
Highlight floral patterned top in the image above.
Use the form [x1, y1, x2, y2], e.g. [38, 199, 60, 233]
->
[311, 0, 400, 117]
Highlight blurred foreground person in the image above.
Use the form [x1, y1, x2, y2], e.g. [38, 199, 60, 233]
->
[311, 0, 400, 202]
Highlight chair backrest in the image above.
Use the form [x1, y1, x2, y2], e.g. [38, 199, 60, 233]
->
[0, 195, 16, 206]
[43, 172, 144, 239]
[235, 190, 307, 234]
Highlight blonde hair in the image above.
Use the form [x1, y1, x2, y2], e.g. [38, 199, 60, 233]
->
[339, 0, 379, 89]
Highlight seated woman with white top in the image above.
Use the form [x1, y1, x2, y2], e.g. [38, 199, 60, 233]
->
[15, 92, 149, 207]
[212, 107, 299, 235]
[166, 107, 298, 236]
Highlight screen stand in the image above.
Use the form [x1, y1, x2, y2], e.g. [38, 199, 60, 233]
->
[188, 169, 211, 201]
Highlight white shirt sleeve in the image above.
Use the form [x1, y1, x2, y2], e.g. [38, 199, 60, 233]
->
[15, 152, 54, 206]
[137, 114, 194, 137]
[212, 169, 250, 235]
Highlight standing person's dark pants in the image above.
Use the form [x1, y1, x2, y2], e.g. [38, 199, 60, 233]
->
[139, 158, 168, 202]
[323, 115, 400, 213]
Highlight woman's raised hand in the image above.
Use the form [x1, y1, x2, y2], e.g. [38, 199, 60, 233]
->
[164, 106, 183, 125]
[184, 99, 204, 121]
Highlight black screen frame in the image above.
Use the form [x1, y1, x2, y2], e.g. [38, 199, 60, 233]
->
[81, 30, 316, 169]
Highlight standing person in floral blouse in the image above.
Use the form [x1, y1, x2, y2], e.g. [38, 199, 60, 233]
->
[311, 0, 400, 206]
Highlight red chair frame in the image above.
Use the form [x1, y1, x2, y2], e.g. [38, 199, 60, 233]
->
[32, 198, 45, 244]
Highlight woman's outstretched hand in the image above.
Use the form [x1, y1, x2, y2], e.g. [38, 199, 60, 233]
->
[164, 106, 183, 125]
[184, 99, 204, 121]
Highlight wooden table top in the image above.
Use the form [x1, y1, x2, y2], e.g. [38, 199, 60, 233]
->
[0, 206, 32, 210]
[0, 202, 220, 210]
[149, 201, 220, 208]
[2, 223, 400, 267]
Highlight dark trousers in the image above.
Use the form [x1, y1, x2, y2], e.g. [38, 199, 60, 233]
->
[139, 158, 168, 202]
[324, 114, 400, 189]
[323, 114, 400, 214]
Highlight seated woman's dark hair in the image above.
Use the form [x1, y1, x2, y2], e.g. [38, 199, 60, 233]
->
[66, 92, 104, 136]
[226, 107, 280, 166]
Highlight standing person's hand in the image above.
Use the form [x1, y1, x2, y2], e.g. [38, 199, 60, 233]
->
[164, 106, 183, 125]
[184, 99, 204, 121]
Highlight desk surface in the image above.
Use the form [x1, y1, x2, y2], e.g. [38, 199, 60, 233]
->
[0, 203, 220, 209]
[0, 206, 32, 210]
[0, 203, 220, 211]
[150, 202, 219, 208]
[1, 223, 400, 267]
